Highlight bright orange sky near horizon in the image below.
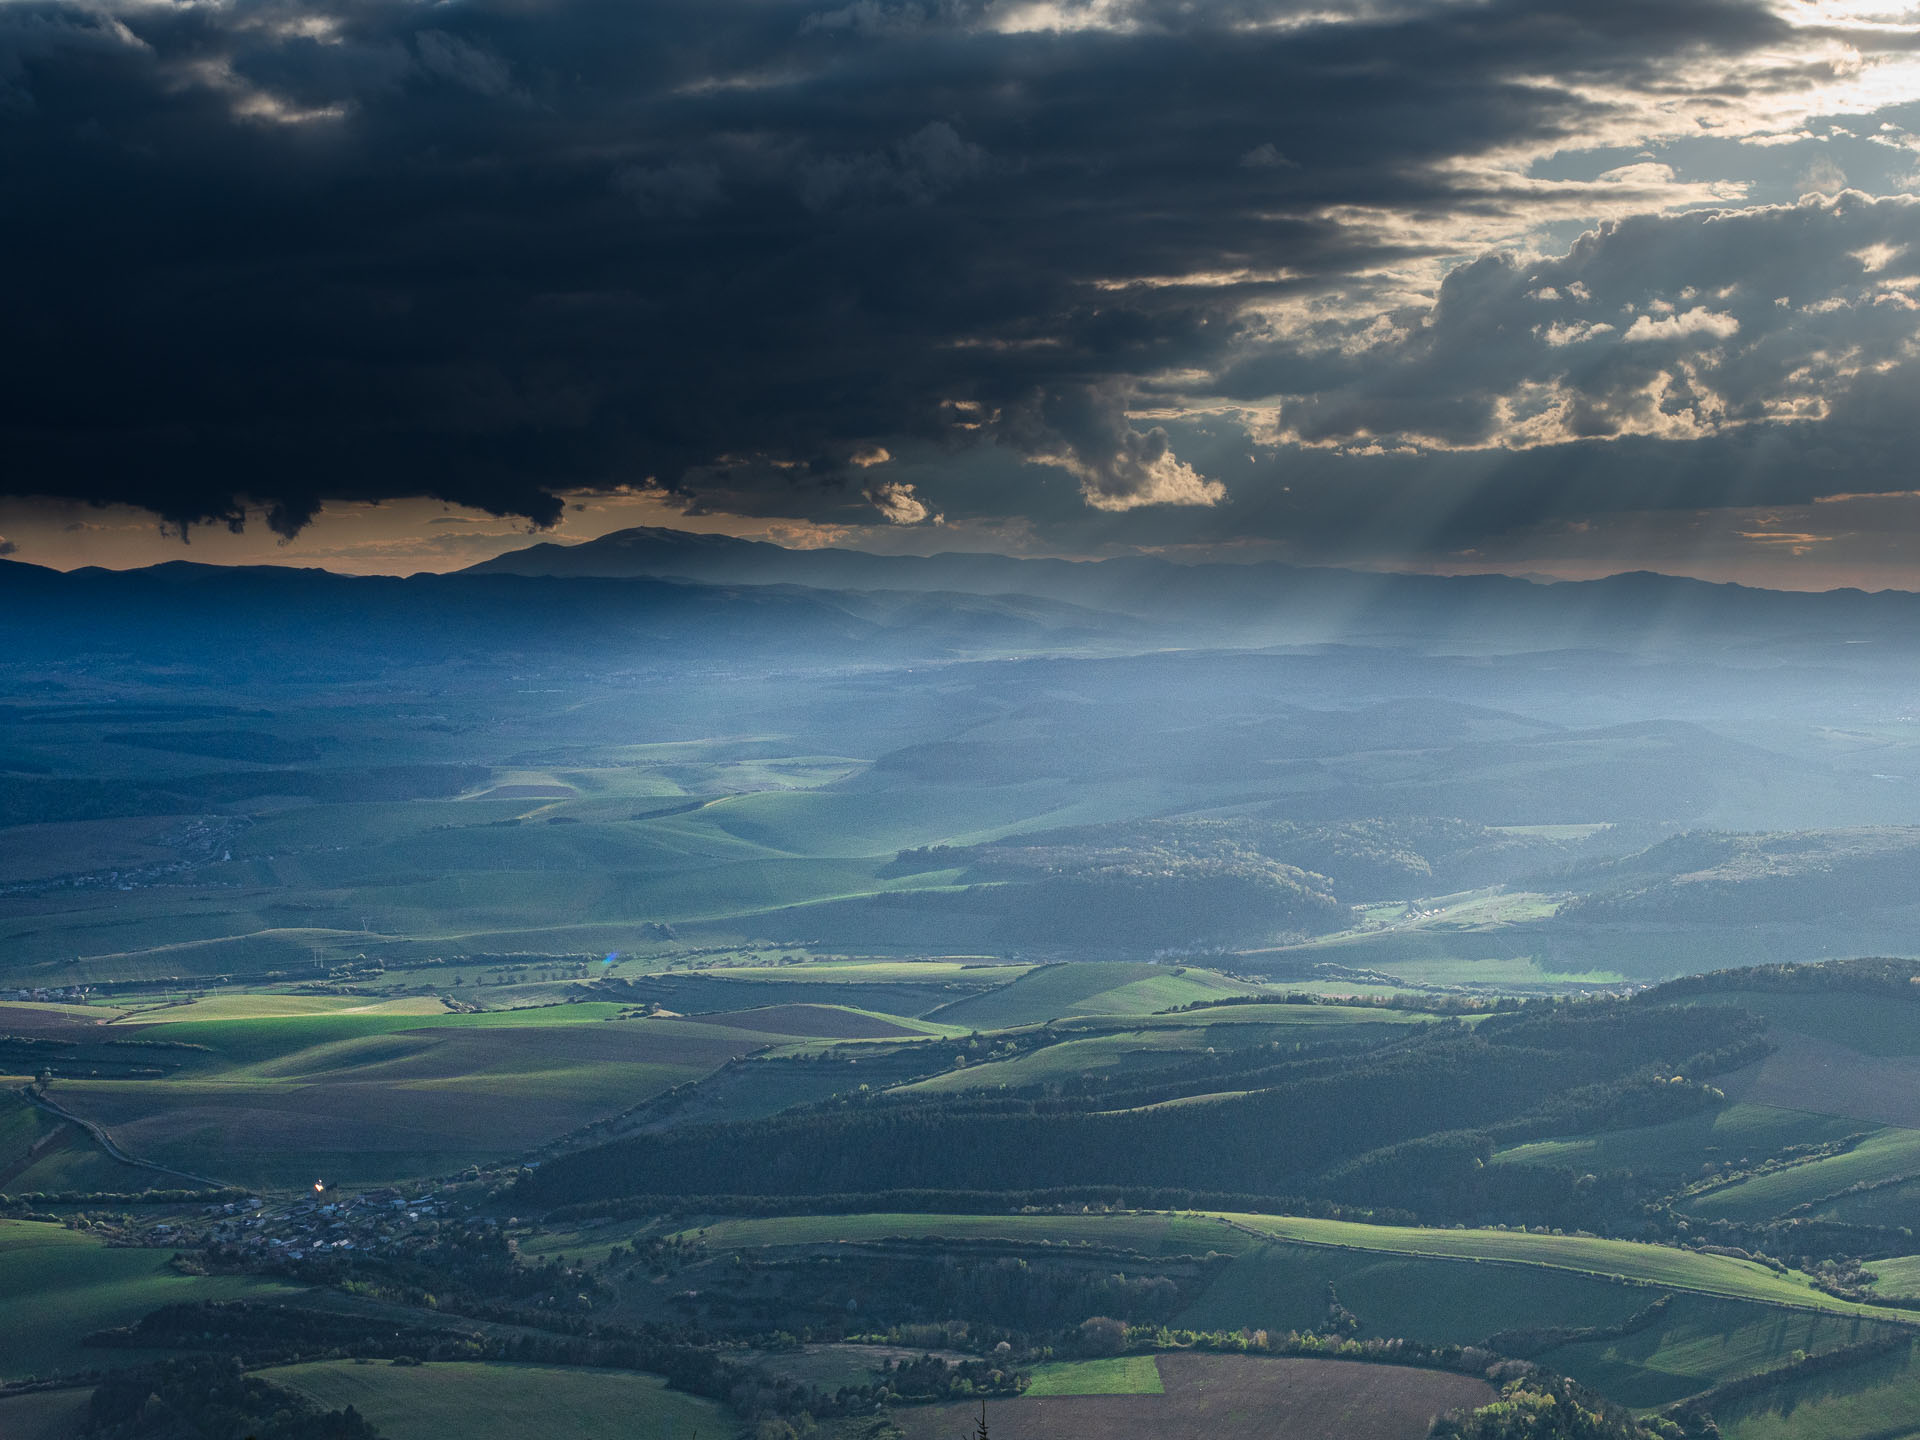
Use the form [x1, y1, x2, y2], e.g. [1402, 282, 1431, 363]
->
[8, 486, 1920, 594]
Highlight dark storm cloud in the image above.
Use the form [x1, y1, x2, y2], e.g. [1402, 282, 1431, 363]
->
[0, 0, 1851, 540]
[1220, 191, 1920, 452]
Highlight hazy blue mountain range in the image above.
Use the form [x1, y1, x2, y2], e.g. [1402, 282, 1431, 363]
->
[467, 526, 1920, 656]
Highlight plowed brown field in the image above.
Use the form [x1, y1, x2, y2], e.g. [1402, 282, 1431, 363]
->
[894, 1353, 1493, 1440]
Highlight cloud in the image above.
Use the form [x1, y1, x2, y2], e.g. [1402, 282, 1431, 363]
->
[2, 0, 1919, 560]
[1239, 142, 1297, 169]
[864, 479, 941, 523]
[1622, 308, 1740, 343]
[616, 160, 725, 217]
[413, 30, 518, 99]
[1046, 426, 1226, 512]
[1221, 191, 1920, 458]
[0, 536, 15, 557]
[799, 121, 989, 209]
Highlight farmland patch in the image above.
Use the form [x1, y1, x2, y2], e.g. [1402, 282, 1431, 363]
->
[1026, 1355, 1165, 1395]
[0, 1387, 90, 1440]
[668, 1004, 924, 1039]
[1713, 1335, 1920, 1440]
[0, 1218, 301, 1381]
[1684, 1126, 1920, 1223]
[892, 1352, 1492, 1440]
[1732, 1032, 1920, 1130]
[266, 1360, 727, 1440]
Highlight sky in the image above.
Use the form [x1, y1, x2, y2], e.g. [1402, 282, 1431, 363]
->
[6, 0, 1920, 586]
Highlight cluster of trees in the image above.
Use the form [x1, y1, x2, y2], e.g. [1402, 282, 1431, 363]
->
[1432, 1374, 1719, 1440]
[546, 1186, 1409, 1226]
[1559, 831, 1920, 925]
[83, 1300, 828, 1427]
[893, 815, 1591, 900]
[706, 1246, 1212, 1332]
[0, 764, 489, 827]
[0, 1187, 248, 1209]
[871, 814, 1616, 947]
[960, 863, 1349, 947]
[1645, 956, 1920, 1002]
[85, 1357, 381, 1440]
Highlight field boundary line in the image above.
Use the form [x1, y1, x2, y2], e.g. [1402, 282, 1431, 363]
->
[15, 1085, 232, 1191]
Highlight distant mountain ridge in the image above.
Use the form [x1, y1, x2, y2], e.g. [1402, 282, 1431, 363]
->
[0, 557, 1134, 675]
[460, 525, 1096, 595]
[464, 525, 1920, 656]
[9, 534, 1920, 679]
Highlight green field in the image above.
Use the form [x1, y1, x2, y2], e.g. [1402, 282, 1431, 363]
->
[266, 1360, 726, 1440]
[1684, 1127, 1920, 1223]
[1868, 1256, 1920, 1301]
[1026, 1355, 1165, 1395]
[681, 1211, 1920, 1321]
[29, 959, 1397, 1187]
[118, 994, 454, 1023]
[1549, 1297, 1893, 1408]
[891, 1007, 1428, 1096]
[926, 963, 1262, 1028]
[894, 1028, 1248, 1095]
[1495, 1103, 1866, 1178]
[0, 1218, 302, 1381]
[0, 1388, 90, 1440]
[1811, 1173, 1920, 1228]
[1715, 1338, 1920, 1440]
[667, 1209, 1918, 1409]
[45, 1007, 820, 1187]
[1226, 1214, 1912, 1315]
[1178, 1240, 1651, 1344]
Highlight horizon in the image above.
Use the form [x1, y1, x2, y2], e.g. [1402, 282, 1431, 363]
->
[10, 520, 1920, 600]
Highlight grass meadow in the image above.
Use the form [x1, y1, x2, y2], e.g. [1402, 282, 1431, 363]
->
[0, 1388, 91, 1440]
[681, 1211, 1920, 1321]
[1547, 1296, 1894, 1407]
[44, 1007, 838, 1186]
[1683, 1128, 1920, 1223]
[1494, 1103, 1867, 1177]
[925, 963, 1262, 1028]
[1868, 1255, 1920, 1300]
[1714, 1338, 1920, 1440]
[0, 1219, 302, 1382]
[266, 1360, 725, 1440]
[1026, 1356, 1166, 1395]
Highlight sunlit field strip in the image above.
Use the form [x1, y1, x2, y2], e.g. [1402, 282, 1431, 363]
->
[681, 1211, 1920, 1321]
